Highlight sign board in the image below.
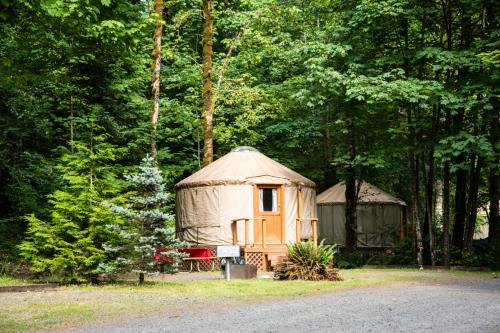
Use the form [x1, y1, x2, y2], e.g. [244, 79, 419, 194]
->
[217, 245, 240, 258]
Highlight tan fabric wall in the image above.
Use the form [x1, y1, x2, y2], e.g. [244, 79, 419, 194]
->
[176, 184, 316, 246]
[318, 204, 401, 247]
[318, 205, 345, 245]
[176, 186, 220, 228]
[219, 185, 254, 245]
[300, 187, 317, 239]
[176, 185, 253, 245]
[284, 186, 298, 244]
[284, 187, 318, 243]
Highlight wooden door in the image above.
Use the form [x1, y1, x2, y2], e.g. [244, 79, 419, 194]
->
[253, 185, 284, 245]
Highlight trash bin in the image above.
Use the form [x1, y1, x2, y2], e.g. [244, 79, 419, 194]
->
[223, 264, 257, 279]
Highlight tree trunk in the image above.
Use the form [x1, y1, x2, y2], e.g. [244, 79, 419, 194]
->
[323, 112, 337, 190]
[442, 109, 451, 268]
[452, 168, 467, 249]
[465, 156, 483, 250]
[201, 0, 214, 166]
[344, 116, 357, 252]
[406, 107, 423, 268]
[488, 103, 499, 267]
[489, 167, 499, 258]
[451, 109, 467, 250]
[424, 148, 435, 266]
[414, 155, 424, 268]
[425, 106, 439, 266]
[150, 0, 163, 161]
[139, 272, 145, 284]
[443, 160, 451, 267]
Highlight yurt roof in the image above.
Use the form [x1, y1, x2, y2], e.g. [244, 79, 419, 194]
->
[176, 146, 315, 189]
[317, 181, 406, 206]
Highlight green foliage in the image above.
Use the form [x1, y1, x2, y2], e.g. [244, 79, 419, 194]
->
[19, 141, 122, 282]
[448, 246, 496, 268]
[1, 0, 499, 270]
[274, 241, 342, 281]
[100, 156, 188, 282]
[336, 251, 376, 269]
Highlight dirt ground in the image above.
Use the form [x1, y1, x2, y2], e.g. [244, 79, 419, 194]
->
[58, 273, 500, 333]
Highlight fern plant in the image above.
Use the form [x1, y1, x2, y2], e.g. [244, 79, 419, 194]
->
[274, 241, 342, 281]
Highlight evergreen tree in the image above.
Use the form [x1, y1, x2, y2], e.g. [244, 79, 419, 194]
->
[100, 156, 188, 284]
[19, 140, 121, 282]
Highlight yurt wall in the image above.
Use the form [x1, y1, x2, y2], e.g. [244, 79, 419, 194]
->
[318, 204, 403, 247]
[176, 184, 253, 245]
[176, 146, 318, 247]
[317, 205, 345, 245]
[177, 184, 317, 246]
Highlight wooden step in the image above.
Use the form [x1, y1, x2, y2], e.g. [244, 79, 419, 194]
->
[242, 245, 287, 271]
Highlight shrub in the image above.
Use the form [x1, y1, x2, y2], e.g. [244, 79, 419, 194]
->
[274, 241, 342, 281]
[335, 251, 376, 268]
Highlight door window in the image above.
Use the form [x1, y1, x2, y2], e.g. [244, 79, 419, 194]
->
[259, 188, 277, 212]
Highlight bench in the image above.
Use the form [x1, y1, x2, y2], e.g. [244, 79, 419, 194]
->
[182, 256, 217, 272]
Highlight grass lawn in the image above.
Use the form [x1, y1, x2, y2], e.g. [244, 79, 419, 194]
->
[0, 276, 33, 287]
[0, 269, 497, 333]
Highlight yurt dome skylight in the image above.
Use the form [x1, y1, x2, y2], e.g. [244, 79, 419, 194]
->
[231, 146, 259, 153]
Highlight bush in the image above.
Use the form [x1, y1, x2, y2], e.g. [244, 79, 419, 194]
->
[335, 251, 374, 269]
[274, 241, 342, 281]
[449, 245, 496, 268]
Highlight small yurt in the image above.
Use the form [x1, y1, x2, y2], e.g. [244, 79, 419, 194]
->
[317, 181, 406, 247]
[175, 147, 317, 247]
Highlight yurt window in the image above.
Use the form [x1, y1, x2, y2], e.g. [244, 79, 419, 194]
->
[259, 188, 277, 212]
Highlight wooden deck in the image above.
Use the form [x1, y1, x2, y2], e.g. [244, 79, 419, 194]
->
[231, 218, 319, 270]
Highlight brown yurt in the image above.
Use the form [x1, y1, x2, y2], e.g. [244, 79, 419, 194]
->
[175, 147, 317, 263]
[317, 181, 406, 247]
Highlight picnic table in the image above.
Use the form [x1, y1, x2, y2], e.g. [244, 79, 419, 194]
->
[154, 246, 216, 272]
[180, 247, 216, 272]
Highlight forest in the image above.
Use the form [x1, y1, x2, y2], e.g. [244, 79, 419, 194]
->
[0, 0, 498, 280]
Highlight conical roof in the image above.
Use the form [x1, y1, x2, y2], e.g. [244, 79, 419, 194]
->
[176, 146, 315, 188]
[317, 181, 406, 206]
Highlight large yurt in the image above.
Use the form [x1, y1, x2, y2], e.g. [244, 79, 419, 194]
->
[317, 181, 406, 247]
[175, 147, 317, 247]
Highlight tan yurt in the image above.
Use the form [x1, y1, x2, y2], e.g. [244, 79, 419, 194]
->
[175, 147, 317, 268]
[317, 181, 406, 247]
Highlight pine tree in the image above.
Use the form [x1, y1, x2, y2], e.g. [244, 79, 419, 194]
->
[19, 141, 121, 282]
[100, 156, 188, 284]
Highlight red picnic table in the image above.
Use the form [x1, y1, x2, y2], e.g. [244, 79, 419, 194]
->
[155, 246, 216, 272]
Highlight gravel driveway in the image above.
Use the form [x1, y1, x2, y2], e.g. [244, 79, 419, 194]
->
[62, 277, 500, 333]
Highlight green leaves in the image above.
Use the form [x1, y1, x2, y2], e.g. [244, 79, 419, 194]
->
[435, 132, 496, 171]
[274, 241, 342, 281]
[18, 141, 122, 282]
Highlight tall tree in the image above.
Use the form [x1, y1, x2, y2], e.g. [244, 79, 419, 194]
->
[0, 0, 151, 258]
[102, 156, 188, 284]
[201, 0, 214, 166]
[19, 141, 120, 282]
[344, 110, 358, 253]
[442, 110, 451, 267]
[150, 0, 164, 160]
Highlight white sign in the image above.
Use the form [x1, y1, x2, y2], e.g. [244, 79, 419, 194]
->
[217, 245, 240, 258]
